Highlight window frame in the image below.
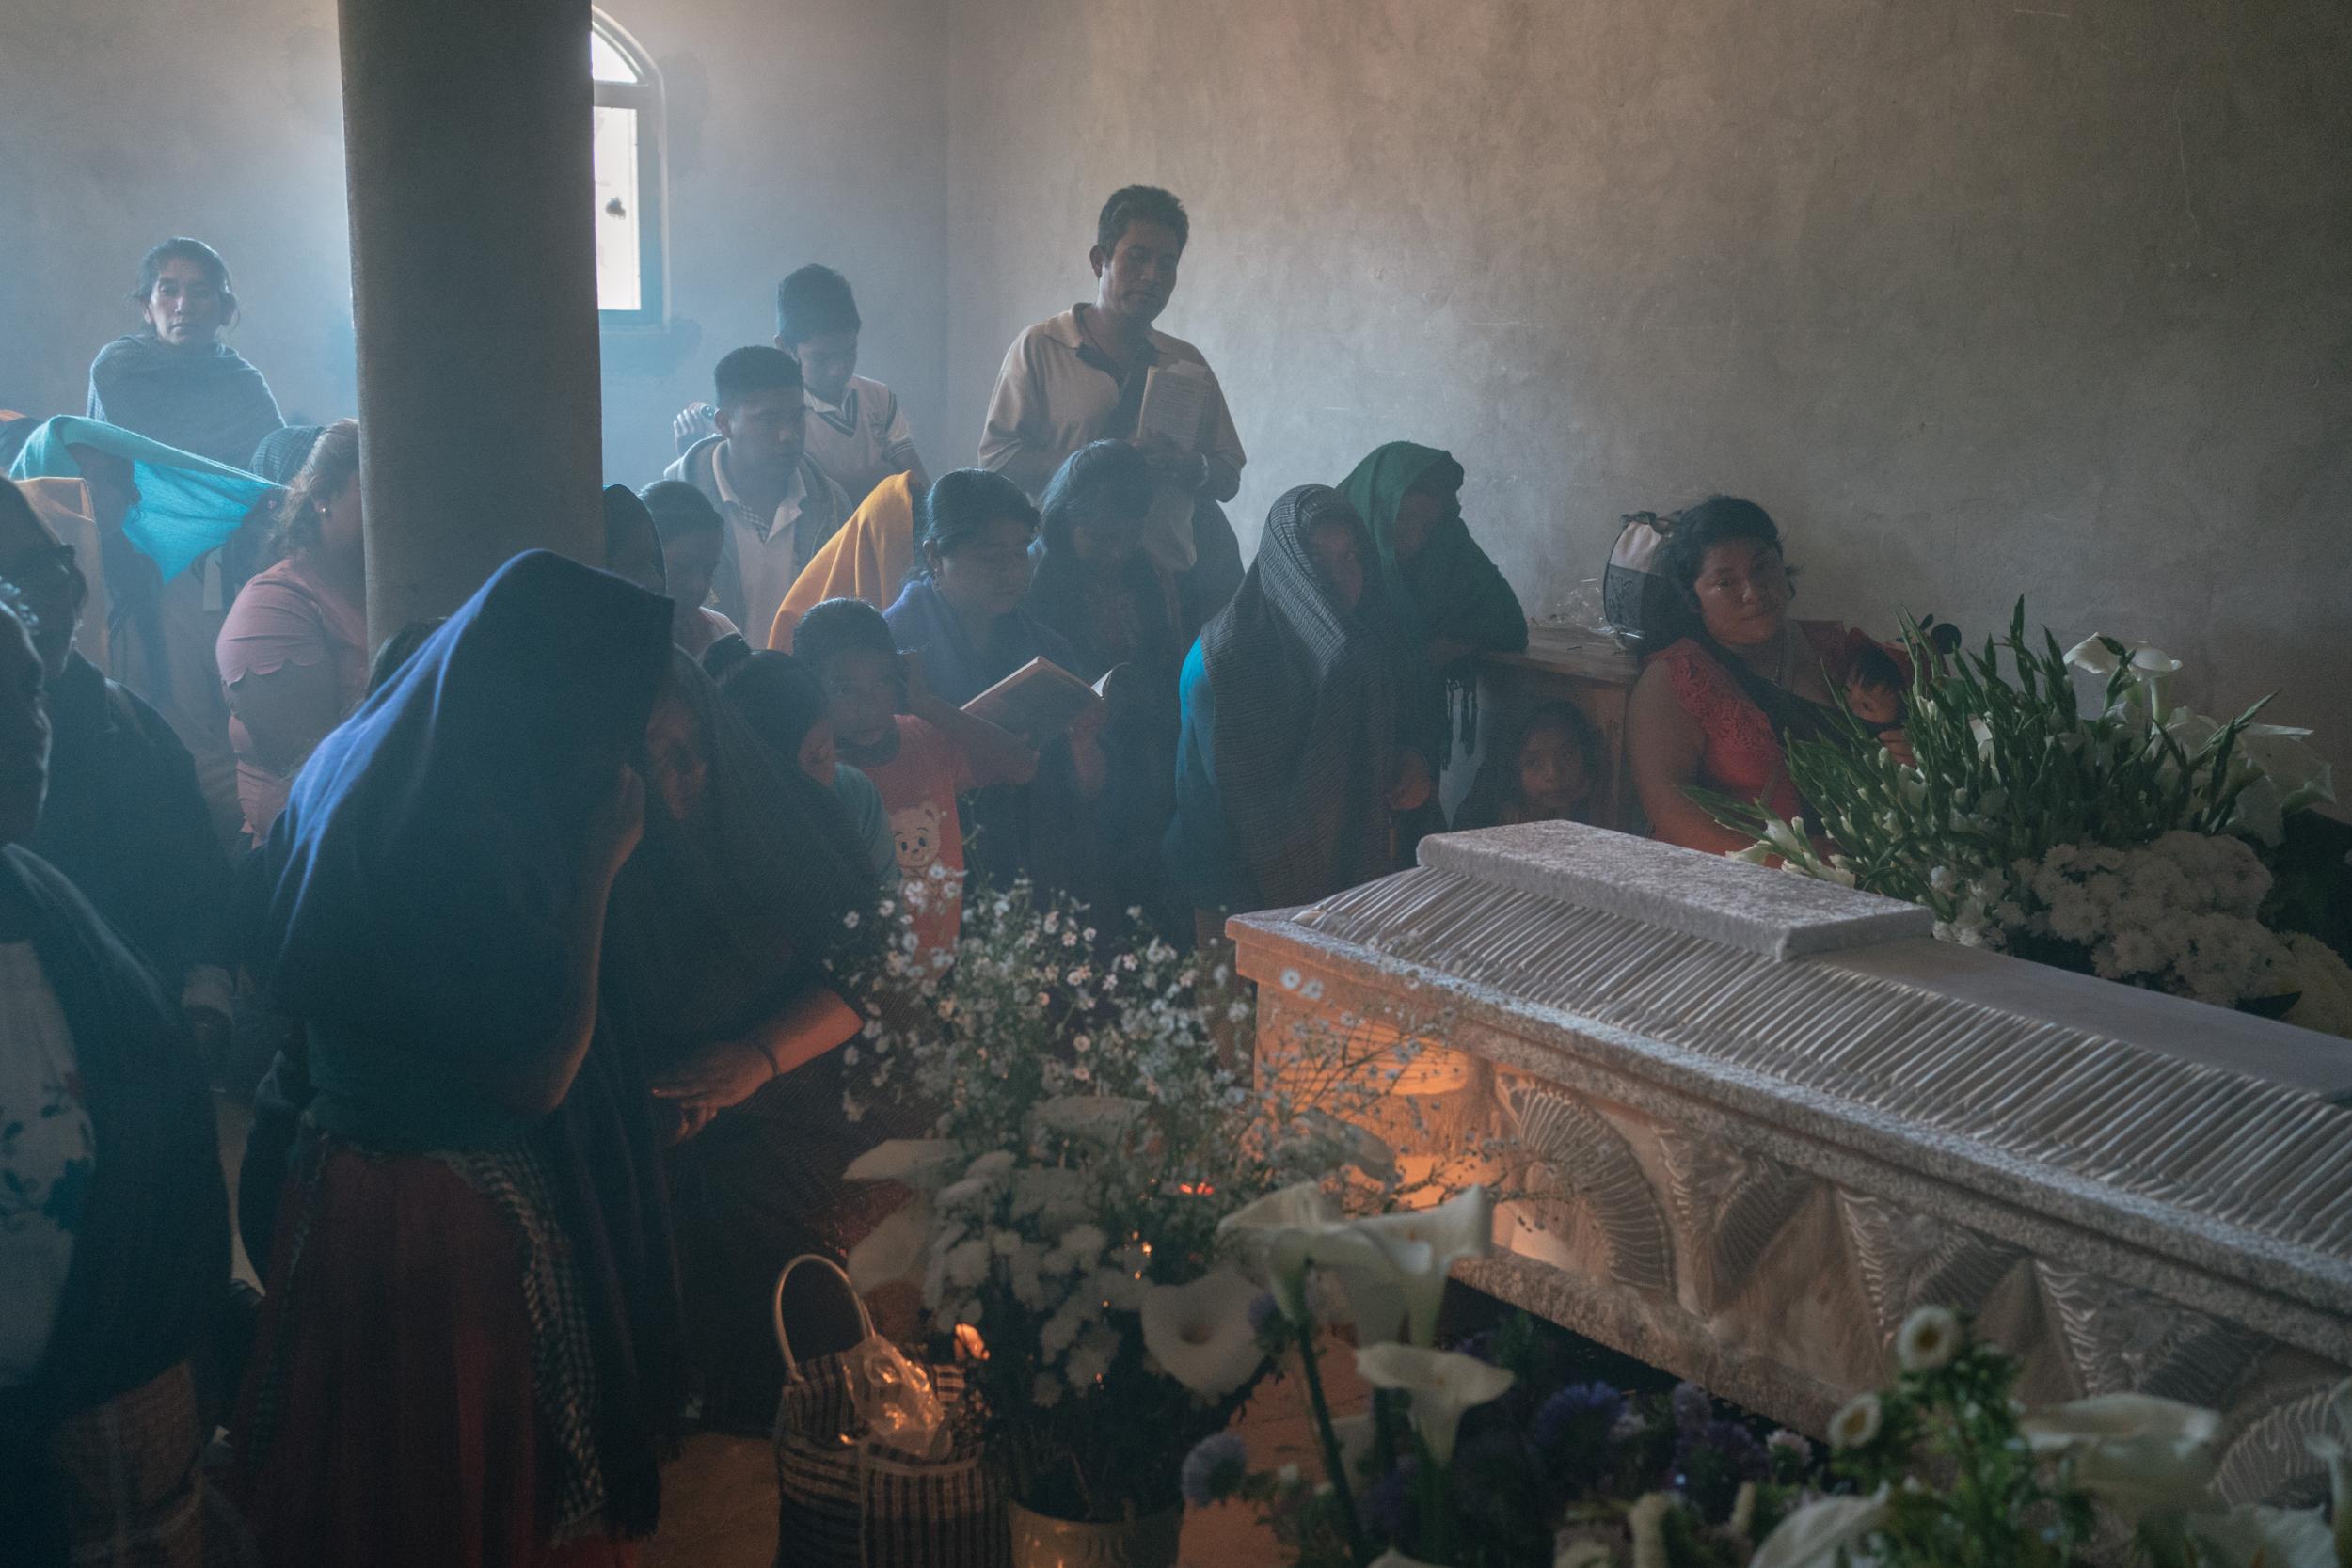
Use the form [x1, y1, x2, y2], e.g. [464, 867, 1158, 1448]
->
[592, 9, 666, 330]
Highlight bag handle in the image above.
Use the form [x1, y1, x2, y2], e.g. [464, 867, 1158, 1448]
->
[771, 1253, 880, 1378]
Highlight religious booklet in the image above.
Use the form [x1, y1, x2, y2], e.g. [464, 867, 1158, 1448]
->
[1136, 359, 1212, 451]
[961, 657, 1109, 738]
[1136, 360, 1214, 566]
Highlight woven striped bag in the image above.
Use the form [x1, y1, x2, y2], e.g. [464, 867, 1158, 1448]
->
[771, 1256, 1008, 1568]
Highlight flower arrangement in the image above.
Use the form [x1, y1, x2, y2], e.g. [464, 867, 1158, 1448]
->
[839, 879, 1452, 1528]
[1756, 1307, 2351, 1568]
[1708, 606, 2350, 1031]
[1195, 1185, 1824, 1568]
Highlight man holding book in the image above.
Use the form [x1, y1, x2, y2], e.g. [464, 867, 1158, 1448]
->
[978, 186, 1247, 618]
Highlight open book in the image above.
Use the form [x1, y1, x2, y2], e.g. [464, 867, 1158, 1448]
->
[961, 657, 1109, 739]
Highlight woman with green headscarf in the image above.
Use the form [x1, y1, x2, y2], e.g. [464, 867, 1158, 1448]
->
[1336, 441, 1528, 784]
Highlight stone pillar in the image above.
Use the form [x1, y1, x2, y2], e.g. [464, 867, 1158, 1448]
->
[338, 0, 603, 634]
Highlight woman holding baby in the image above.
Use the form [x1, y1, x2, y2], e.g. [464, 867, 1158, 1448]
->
[1625, 496, 1911, 854]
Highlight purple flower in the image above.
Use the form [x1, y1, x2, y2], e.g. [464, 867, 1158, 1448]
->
[1673, 1418, 1770, 1523]
[1247, 1291, 1281, 1338]
[1532, 1382, 1626, 1452]
[1180, 1432, 1249, 1508]
[1360, 1460, 1419, 1542]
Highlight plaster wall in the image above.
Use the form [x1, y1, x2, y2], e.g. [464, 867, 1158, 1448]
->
[0, 0, 947, 499]
[941, 0, 2352, 775]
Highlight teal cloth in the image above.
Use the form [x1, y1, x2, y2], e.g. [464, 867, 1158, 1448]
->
[8, 415, 277, 583]
[834, 763, 897, 885]
[1164, 637, 1257, 914]
[1337, 441, 1528, 758]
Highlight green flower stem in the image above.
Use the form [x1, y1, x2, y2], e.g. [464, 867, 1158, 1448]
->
[1295, 1317, 1371, 1567]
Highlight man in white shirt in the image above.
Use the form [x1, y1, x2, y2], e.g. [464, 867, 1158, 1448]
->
[979, 185, 1247, 620]
[670, 265, 929, 513]
[660, 346, 850, 641]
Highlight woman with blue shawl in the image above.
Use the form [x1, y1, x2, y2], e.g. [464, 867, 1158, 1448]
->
[10, 415, 278, 847]
[1166, 485, 1428, 934]
[86, 239, 285, 470]
[1336, 442, 1528, 834]
[883, 467, 1106, 898]
[230, 552, 683, 1567]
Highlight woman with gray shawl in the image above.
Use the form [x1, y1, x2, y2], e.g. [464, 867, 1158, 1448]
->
[1163, 485, 1433, 941]
[86, 238, 284, 469]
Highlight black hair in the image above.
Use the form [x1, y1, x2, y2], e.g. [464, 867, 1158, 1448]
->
[601, 483, 664, 585]
[713, 344, 802, 409]
[720, 650, 831, 764]
[1656, 496, 1784, 604]
[251, 423, 326, 486]
[1096, 185, 1189, 254]
[640, 478, 723, 545]
[277, 419, 361, 558]
[1516, 702, 1604, 787]
[0, 483, 75, 626]
[1848, 640, 1904, 690]
[791, 596, 898, 678]
[1037, 440, 1152, 555]
[775, 264, 861, 345]
[367, 617, 445, 696]
[133, 237, 240, 328]
[917, 467, 1039, 573]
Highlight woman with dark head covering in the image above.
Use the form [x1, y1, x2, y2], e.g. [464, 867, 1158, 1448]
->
[1166, 485, 1429, 933]
[231, 551, 682, 1566]
[0, 584, 237, 1566]
[1337, 441, 1528, 774]
[605, 648, 888, 1430]
[0, 480, 232, 1063]
[248, 424, 325, 489]
[86, 239, 284, 469]
[600, 483, 665, 596]
[215, 419, 369, 846]
[885, 467, 1106, 896]
[1028, 440, 1187, 931]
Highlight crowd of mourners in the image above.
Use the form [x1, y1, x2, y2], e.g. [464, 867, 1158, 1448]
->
[0, 186, 1925, 1566]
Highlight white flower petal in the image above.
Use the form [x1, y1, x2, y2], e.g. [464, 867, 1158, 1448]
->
[1353, 1343, 1514, 1465]
[1138, 1268, 1267, 1399]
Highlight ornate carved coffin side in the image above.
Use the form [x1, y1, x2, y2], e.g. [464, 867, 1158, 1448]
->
[1230, 821, 2352, 1505]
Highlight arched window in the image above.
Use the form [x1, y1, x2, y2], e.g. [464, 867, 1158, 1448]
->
[592, 10, 664, 328]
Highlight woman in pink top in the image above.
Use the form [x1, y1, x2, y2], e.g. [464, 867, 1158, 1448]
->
[216, 419, 369, 844]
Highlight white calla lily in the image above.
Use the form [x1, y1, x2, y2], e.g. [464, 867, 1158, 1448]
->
[1313, 1242, 1416, 1347]
[1137, 1267, 1267, 1399]
[2018, 1392, 2220, 1519]
[1627, 1492, 1672, 1568]
[844, 1194, 931, 1291]
[1217, 1181, 1346, 1322]
[2242, 725, 2336, 807]
[842, 1138, 963, 1188]
[1354, 1342, 1515, 1465]
[2064, 635, 2123, 676]
[1749, 1488, 1891, 1568]
[1553, 1542, 1613, 1568]
[1351, 1186, 1496, 1346]
[1367, 1552, 1447, 1568]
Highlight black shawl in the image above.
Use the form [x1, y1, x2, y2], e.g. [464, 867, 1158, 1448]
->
[0, 846, 229, 1562]
[1200, 485, 1403, 910]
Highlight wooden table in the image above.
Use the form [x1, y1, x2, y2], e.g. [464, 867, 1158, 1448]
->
[1440, 621, 1644, 833]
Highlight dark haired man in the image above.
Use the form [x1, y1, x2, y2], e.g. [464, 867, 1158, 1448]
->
[662, 345, 850, 641]
[978, 186, 1245, 615]
[671, 265, 928, 509]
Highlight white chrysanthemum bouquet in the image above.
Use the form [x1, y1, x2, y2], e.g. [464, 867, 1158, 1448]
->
[1709, 605, 2348, 1032]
